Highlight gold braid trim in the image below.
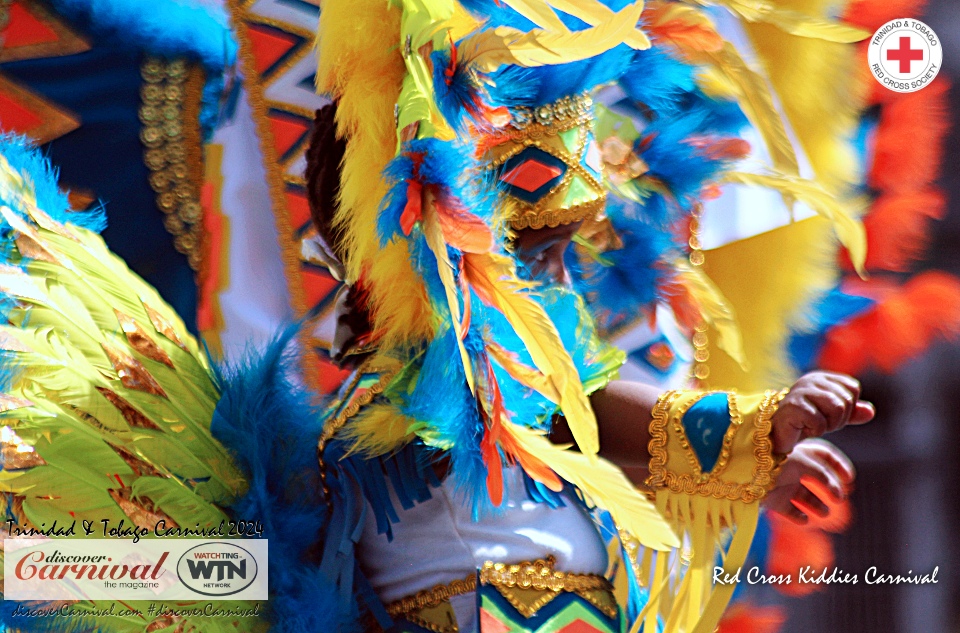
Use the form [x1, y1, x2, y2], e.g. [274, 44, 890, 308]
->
[386, 574, 477, 620]
[316, 358, 400, 508]
[751, 387, 790, 494]
[509, 197, 607, 230]
[646, 389, 789, 504]
[139, 57, 206, 271]
[646, 390, 680, 490]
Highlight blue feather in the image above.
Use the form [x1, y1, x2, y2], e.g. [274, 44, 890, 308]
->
[46, 0, 235, 72]
[211, 326, 356, 632]
[0, 135, 106, 233]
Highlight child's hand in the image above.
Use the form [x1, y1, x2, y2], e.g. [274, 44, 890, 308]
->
[770, 371, 874, 456]
[763, 439, 855, 526]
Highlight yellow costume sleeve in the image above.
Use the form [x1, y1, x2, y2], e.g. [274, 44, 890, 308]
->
[634, 388, 788, 633]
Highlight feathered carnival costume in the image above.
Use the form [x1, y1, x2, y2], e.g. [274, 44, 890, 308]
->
[0, 0, 953, 632]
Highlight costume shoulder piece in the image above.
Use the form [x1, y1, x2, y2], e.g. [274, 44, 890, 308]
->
[0, 136, 262, 633]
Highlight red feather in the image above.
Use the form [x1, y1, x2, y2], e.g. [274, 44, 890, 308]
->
[868, 81, 949, 193]
[400, 180, 423, 235]
[686, 136, 752, 162]
[843, 0, 929, 31]
[766, 514, 836, 597]
[717, 604, 786, 633]
[819, 272, 960, 374]
[845, 189, 947, 272]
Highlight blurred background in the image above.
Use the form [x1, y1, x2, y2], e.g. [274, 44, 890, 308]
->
[781, 2, 960, 631]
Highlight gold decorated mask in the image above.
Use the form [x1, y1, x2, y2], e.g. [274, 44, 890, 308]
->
[484, 93, 607, 230]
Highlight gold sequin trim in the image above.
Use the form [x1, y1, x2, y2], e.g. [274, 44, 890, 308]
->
[479, 556, 612, 595]
[139, 57, 206, 272]
[688, 203, 709, 384]
[480, 556, 617, 619]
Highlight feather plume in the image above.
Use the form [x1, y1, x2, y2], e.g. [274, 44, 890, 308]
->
[857, 190, 947, 272]
[0, 139, 261, 633]
[538, 0, 651, 49]
[507, 424, 679, 551]
[643, 2, 724, 53]
[819, 273, 960, 374]
[318, 0, 435, 350]
[462, 251, 599, 458]
[421, 197, 476, 393]
[868, 81, 949, 193]
[459, 1, 647, 73]
[692, 43, 800, 180]
[692, 0, 867, 42]
[722, 171, 867, 276]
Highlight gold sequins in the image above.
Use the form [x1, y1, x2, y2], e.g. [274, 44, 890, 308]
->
[139, 57, 206, 272]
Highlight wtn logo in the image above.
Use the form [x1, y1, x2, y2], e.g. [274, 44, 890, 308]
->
[185, 558, 247, 581]
[176, 543, 258, 597]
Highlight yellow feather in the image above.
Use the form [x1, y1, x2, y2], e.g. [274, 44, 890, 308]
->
[538, 0, 650, 49]
[487, 342, 561, 404]
[694, 0, 868, 43]
[739, 0, 867, 192]
[317, 0, 436, 349]
[689, 42, 800, 179]
[507, 424, 679, 551]
[722, 171, 867, 276]
[341, 403, 425, 457]
[463, 252, 598, 457]
[459, 1, 648, 73]
[422, 195, 476, 394]
[673, 259, 747, 368]
[497, 0, 570, 32]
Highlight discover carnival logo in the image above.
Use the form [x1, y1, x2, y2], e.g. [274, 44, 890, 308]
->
[869, 18, 942, 93]
[4, 539, 268, 601]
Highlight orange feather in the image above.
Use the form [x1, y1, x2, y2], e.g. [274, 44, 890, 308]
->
[717, 604, 786, 633]
[843, 0, 929, 31]
[766, 514, 836, 598]
[642, 1, 724, 54]
[847, 190, 947, 272]
[435, 195, 495, 253]
[819, 272, 960, 374]
[868, 81, 949, 193]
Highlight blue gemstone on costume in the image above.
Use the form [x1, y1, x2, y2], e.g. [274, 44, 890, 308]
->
[681, 393, 730, 472]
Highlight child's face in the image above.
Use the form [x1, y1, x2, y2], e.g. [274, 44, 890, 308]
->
[512, 221, 583, 287]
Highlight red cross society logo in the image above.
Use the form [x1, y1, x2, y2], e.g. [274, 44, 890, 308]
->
[869, 19, 942, 93]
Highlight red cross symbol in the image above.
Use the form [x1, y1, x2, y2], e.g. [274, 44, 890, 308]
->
[887, 36, 924, 73]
